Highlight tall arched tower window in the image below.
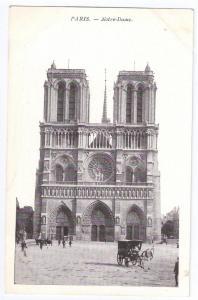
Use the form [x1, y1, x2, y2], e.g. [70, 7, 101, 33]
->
[57, 82, 65, 122]
[126, 85, 133, 123]
[56, 165, 64, 182]
[69, 83, 77, 121]
[137, 86, 143, 123]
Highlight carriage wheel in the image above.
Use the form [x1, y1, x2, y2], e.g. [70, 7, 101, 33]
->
[117, 254, 123, 265]
[125, 258, 129, 267]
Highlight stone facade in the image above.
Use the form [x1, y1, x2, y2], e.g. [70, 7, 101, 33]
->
[33, 62, 161, 242]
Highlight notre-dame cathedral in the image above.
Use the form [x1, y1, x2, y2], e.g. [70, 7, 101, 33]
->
[33, 62, 161, 242]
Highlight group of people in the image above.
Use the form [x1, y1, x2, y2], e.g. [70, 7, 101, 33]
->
[58, 238, 72, 248]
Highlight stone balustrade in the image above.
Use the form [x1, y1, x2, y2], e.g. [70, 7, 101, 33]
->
[41, 124, 158, 150]
[41, 184, 153, 200]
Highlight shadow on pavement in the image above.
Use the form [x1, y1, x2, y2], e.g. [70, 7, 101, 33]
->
[85, 262, 120, 267]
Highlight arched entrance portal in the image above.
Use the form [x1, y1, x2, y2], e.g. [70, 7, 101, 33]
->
[83, 201, 114, 242]
[126, 205, 146, 241]
[55, 205, 74, 240]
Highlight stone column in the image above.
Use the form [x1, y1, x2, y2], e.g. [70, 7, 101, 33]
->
[118, 86, 123, 123]
[146, 151, 153, 184]
[152, 171, 161, 241]
[80, 83, 84, 122]
[144, 87, 149, 123]
[149, 87, 152, 124]
[97, 226, 100, 241]
[120, 86, 126, 123]
[65, 87, 69, 122]
[46, 84, 50, 122]
[153, 84, 157, 124]
[50, 87, 57, 122]
[133, 89, 137, 123]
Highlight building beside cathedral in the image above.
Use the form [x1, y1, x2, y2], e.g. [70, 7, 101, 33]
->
[33, 62, 161, 242]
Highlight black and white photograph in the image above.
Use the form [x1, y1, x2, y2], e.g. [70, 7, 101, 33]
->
[5, 5, 193, 296]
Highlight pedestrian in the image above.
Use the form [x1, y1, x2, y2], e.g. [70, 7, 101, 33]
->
[21, 241, 27, 256]
[40, 240, 43, 250]
[58, 239, 61, 246]
[62, 239, 65, 248]
[69, 240, 72, 247]
[21, 241, 25, 252]
[174, 257, 179, 287]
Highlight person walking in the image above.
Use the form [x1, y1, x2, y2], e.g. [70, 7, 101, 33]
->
[39, 240, 43, 250]
[21, 241, 27, 256]
[69, 240, 72, 247]
[58, 239, 61, 246]
[62, 239, 65, 248]
[21, 241, 25, 252]
[174, 257, 179, 287]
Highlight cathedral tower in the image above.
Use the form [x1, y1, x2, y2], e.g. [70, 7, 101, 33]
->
[43, 62, 90, 124]
[34, 63, 161, 242]
[113, 64, 161, 241]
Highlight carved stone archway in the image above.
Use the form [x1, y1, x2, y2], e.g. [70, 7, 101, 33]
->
[82, 201, 114, 242]
[126, 204, 146, 241]
[48, 203, 75, 240]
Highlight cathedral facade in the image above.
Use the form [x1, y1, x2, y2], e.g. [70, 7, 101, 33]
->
[33, 62, 161, 242]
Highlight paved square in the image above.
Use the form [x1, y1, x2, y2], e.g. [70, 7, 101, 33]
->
[15, 241, 178, 286]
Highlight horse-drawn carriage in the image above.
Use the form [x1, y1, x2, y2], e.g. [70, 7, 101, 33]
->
[117, 240, 143, 267]
[117, 240, 154, 268]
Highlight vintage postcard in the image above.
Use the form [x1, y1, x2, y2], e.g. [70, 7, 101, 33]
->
[6, 6, 193, 296]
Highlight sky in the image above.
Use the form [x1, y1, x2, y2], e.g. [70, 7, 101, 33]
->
[7, 7, 193, 214]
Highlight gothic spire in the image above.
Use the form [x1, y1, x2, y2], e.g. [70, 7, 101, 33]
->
[102, 69, 110, 123]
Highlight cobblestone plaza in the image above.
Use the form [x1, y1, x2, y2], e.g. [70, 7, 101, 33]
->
[15, 241, 178, 286]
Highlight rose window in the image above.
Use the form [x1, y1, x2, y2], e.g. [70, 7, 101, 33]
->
[88, 154, 114, 182]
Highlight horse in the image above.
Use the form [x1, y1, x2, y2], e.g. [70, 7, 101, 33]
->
[141, 245, 154, 261]
[139, 245, 154, 269]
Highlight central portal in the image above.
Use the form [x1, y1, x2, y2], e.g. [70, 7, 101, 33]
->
[56, 226, 69, 240]
[91, 208, 107, 241]
[83, 201, 114, 242]
[91, 224, 106, 241]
